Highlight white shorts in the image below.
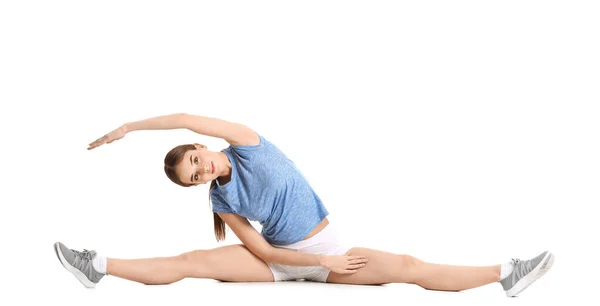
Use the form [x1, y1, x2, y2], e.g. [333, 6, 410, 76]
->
[268, 224, 352, 282]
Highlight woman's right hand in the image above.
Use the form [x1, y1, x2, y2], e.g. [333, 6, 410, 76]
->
[88, 124, 127, 150]
[319, 253, 368, 274]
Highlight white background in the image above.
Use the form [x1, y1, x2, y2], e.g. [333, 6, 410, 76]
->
[1, 1, 598, 305]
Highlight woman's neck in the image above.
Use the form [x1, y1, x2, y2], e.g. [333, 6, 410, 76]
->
[216, 151, 232, 185]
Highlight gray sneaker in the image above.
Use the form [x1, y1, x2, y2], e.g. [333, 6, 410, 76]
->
[500, 251, 554, 297]
[54, 242, 105, 288]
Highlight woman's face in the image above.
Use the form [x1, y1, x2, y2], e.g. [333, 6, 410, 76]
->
[176, 145, 220, 185]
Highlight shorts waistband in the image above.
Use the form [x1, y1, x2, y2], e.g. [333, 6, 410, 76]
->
[273, 223, 337, 249]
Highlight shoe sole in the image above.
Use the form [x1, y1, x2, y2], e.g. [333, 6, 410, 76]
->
[54, 242, 97, 288]
[506, 251, 554, 297]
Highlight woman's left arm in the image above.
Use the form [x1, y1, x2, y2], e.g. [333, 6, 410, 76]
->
[126, 113, 259, 146]
[88, 113, 259, 150]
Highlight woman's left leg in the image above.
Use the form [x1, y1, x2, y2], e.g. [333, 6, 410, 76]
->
[326, 247, 499, 290]
[326, 247, 553, 295]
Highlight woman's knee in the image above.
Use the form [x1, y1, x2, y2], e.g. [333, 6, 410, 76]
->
[400, 254, 423, 266]
[177, 250, 214, 276]
[392, 254, 423, 282]
[179, 250, 217, 267]
[397, 254, 425, 283]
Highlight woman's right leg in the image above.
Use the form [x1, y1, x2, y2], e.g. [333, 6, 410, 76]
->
[107, 244, 274, 284]
[54, 242, 274, 287]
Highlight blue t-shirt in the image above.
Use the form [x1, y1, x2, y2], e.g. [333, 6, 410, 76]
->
[209, 134, 329, 245]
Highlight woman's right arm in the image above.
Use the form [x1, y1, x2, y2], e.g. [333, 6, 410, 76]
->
[219, 212, 368, 274]
[88, 113, 258, 150]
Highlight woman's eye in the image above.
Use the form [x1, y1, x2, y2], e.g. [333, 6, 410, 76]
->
[194, 174, 199, 181]
[194, 157, 198, 164]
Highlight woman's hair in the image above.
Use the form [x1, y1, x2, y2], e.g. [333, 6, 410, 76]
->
[164, 144, 227, 241]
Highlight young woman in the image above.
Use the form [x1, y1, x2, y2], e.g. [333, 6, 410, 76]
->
[54, 113, 554, 297]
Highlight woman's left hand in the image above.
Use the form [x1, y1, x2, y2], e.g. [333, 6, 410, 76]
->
[88, 124, 127, 150]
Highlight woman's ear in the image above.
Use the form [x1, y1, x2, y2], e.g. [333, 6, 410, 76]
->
[193, 143, 207, 150]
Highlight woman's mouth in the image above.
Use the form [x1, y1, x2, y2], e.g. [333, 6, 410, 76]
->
[211, 161, 215, 174]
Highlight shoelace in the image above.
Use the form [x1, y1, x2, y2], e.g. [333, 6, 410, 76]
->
[511, 258, 532, 278]
[72, 248, 94, 261]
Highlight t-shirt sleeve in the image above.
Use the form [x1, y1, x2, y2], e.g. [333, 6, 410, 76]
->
[210, 193, 235, 214]
[228, 133, 268, 159]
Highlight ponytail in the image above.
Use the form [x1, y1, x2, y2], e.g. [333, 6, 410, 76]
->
[209, 180, 227, 241]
